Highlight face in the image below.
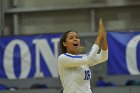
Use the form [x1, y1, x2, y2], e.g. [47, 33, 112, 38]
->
[63, 31, 80, 55]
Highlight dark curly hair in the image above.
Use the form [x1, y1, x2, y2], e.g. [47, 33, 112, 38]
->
[59, 30, 73, 54]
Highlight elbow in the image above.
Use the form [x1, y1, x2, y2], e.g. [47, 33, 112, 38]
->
[102, 55, 108, 62]
[101, 50, 108, 62]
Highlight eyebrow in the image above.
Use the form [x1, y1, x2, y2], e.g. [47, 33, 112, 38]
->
[68, 35, 74, 38]
[69, 34, 78, 37]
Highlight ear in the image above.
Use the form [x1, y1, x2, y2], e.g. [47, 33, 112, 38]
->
[63, 42, 67, 47]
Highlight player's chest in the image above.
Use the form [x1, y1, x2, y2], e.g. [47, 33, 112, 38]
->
[80, 65, 91, 80]
[72, 65, 91, 80]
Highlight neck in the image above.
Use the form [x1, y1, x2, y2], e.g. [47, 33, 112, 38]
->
[66, 51, 79, 55]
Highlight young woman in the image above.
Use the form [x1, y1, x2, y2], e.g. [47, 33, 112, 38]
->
[58, 19, 108, 93]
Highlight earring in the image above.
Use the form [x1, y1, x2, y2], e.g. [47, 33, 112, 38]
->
[63, 42, 66, 46]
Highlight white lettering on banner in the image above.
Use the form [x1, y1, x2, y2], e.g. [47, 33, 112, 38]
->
[33, 38, 60, 77]
[126, 35, 140, 75]
[4, 40, 31, 79]
[51, 38, 60, 60]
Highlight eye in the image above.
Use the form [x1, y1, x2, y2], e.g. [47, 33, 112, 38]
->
[69, 36, 73, 39]
[76, 36, 79, 39]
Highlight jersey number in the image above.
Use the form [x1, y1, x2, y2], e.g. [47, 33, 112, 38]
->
[84, 70, 91, 80]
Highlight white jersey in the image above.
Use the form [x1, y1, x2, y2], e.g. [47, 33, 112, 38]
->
[58, 44, 108, 93]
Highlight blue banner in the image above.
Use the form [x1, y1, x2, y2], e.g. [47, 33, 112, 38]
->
[0, 33, 62, 79]
[107, 32, 140, 75]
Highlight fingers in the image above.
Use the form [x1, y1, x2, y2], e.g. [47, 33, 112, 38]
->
[99, 18, 102, 25]
[96, 18, 105, 46]
[99, 18, 104, 31]
[98, 18, 103, 35]
[98, 19, 102, 39]
[100, 18, 106, 39]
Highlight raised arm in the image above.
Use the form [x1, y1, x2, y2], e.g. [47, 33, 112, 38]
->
[100, 19, 108, 51]
[58, 19, 104, 68]
[89, 19, 108, 66]
[95, 19, 102, 47]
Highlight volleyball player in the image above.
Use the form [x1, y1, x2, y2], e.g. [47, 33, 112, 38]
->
[58, 19, 108, 93]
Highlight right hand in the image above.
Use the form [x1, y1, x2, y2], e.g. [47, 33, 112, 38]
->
[100, 18, 108, 50]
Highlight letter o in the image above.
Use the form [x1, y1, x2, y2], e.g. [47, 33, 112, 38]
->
[4, 40, 31, 79]
[126, 35, 140, 75]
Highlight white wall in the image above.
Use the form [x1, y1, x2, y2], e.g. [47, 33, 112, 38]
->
[17, 0, 95, 7]
[4, 0, 140, 35]
[96, 7, 140, 31]
[19, 10, 91, 35]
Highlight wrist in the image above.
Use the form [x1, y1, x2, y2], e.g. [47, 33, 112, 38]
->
[97, 36, 102, 41]
[102, 35, 106, 40]
[95, 36, 101, 46]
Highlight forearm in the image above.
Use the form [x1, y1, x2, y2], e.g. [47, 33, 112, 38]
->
[88, 49, 108, 66]
[95, 18, 102, 47]
[95, 36, 101, 47]
[58, 54, 90, 68]
[102, 37, 108, 51]
[100, 18, 108, 51]
[86, 44, 99, 63]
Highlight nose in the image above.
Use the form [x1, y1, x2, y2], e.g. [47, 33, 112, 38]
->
[74, 37, 78, 41]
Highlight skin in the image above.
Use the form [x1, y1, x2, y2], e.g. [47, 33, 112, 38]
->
[63, 31, 80, 55]
[100, 19, 108, 50]
[95, 18, 108, 50]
